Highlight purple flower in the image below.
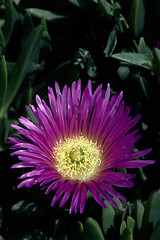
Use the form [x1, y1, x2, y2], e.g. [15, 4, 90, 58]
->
[9, 80, 154, 214]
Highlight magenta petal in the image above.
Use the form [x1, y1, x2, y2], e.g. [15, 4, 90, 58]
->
[86, 181, 106, 208]
[114, 160, 155, 168]
[69, 183, 81, 214]
[80, 183, 87, 214]
[59, 181, 76, 208]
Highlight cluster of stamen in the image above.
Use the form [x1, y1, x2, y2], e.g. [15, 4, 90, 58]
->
[54, 136, 101, 181]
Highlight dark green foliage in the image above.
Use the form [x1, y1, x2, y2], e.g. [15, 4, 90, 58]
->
[0, 0, 159, 239]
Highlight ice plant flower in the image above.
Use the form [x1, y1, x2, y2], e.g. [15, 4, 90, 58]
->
[9, 80, 154, 214]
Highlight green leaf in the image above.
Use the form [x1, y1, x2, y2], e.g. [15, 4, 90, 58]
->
[2, 0, 19, 44]
[0, 114, 9, 151]
[6, 61, 43, 77]
[129, 0, 145, 38]
[0, 55, 7, 111]
[102, 201, 115, 234]
[83, 218, 105, 240]
[135, 200, 145, 230]
[13, 0, 21, 5]
[26, 8, 65, 21]
[138, 37, 152, 56]
[121, 227, 133, 240]
[0, 28, 5, 55]
[0, 25, 44, 116]
[98, 0, 113, 17]
[104, 28, 117, 56]
[112, 52, 153, 70]
[143, 192, 160, 229]
[137, 77, 149, 99]
[120, 220, 127, 236]
[150, 221, 160, 240]
[127, 216, 135, 232]
[0, 236, 5, 240]
[153, 48, 160, 77]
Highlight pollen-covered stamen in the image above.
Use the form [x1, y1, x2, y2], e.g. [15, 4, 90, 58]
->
[54, 136, 101, 181]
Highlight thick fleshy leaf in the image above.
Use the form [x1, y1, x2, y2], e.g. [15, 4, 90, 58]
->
[135, 200, 144, 230]
[129, 0, 145, 38]
[121, 227, 133, 240]
[120, 220, 127, 236]
[1, 25, 44, 116]
[112, 52, 153, 70]
[150, 222, 160, 240]
[142, 192, 160, 229]
[0, 55, 7, 111]
[127, 216, 135, 232]
[102, 201, 115, 234]
[83, 218, 105, 240]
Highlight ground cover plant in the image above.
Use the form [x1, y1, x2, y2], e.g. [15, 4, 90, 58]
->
[0, 0, 160, 239]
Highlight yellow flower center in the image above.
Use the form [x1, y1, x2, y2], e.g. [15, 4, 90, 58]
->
[54, 136, 101, 181]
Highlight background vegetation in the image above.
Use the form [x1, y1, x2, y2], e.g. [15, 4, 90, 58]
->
[0, 0, 160, 239]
